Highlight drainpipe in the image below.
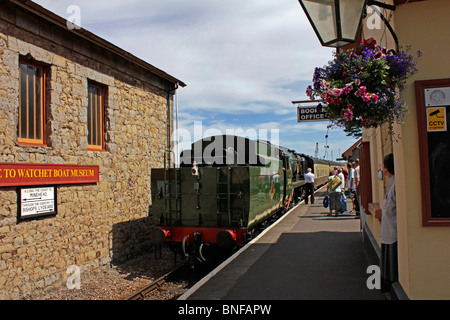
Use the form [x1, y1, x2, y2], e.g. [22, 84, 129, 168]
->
[166, 83, 179, 166]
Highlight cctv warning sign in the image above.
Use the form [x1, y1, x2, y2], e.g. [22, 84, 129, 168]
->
[427, 107, 447, 132]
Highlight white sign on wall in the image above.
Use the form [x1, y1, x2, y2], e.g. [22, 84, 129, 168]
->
[297, 106, 329, 122]
[19, 186, 56, 220]
[424, 87, 450, 106]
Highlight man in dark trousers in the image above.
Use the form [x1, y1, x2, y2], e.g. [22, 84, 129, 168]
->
[304, 168, 315, 204]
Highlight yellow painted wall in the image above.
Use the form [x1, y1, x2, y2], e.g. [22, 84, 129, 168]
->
[363, 0, 450, 299]
[395, 0, 450, 300]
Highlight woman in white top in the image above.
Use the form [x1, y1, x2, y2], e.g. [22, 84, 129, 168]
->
[347, 163, 356, 213]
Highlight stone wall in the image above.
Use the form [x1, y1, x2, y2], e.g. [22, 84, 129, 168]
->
[0, 2, 177, 299]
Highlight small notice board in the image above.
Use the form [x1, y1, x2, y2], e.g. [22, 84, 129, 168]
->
[18, 186, 57, 220]
[426, 106, 447, 132]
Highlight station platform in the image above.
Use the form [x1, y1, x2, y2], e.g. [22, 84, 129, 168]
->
[179, 189, 386, 300]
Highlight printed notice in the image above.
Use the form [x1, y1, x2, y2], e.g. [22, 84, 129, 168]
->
[20, 186, 56, 219]
[426, 107, 447, 132]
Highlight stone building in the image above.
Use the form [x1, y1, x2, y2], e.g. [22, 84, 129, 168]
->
[0, 0, 185, 298]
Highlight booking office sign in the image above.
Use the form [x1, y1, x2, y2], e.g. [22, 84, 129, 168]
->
[295, 100, 330, 123]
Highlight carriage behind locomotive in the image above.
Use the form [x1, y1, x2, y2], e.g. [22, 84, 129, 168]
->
[149, 135, 342, 264]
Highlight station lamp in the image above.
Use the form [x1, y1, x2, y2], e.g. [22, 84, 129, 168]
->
[298, 0, 397, 49]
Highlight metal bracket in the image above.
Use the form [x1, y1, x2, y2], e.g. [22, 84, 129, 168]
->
[366, 0, 399, 53]
[368, 0, 396, 11]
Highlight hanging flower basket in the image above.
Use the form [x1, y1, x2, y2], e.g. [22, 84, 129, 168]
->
[306, 38, 422, 138]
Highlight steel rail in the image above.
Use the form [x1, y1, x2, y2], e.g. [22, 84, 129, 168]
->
[124, 265, 184, 300]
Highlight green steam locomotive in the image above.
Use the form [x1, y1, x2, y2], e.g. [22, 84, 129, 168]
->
[150, 135, 342, 264]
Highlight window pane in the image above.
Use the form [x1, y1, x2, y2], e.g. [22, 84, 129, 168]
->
[88, 84, 103, 148]
[96, 87, 101, 146]
[35, 67, 42, 140]
[340, 0, 366, 40]
[18, 62, 44, 143]
[92, 87, 97, 145]
[27, 65, 35, 140]
[302, 0, 337, 44]
[88, 86, 92, 145]
[20, 63, 27, 139]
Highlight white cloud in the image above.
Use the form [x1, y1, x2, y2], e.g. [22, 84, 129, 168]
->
[35, 0, 357, 160]
[35, 0, 333, 114]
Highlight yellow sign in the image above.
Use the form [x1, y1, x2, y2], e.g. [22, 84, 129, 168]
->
[427, 107, 447, 132]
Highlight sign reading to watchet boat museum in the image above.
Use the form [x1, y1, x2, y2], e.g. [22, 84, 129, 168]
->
[0, 163, 100, 187]
[0, 163, 99, 220]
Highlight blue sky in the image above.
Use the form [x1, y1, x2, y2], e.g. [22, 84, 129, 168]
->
[34, 0, 359, 160]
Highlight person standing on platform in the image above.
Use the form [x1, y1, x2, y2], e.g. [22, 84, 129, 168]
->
[347, 163, 356, 212]
[342, 166, 348, 183]
[353, 159, 360, 219]
[380, 153, 398, 293]
[326, 169, 341, 216]
[337, 168, 346, 213]
[304, 168, 315, 205]
[337, 168, 345, 192]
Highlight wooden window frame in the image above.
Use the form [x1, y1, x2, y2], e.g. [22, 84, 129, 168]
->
[87, 81, 106, 151]
[415, 78, 450, 226]
[359, 141, 373, 215]
[18, 59, 46, 146]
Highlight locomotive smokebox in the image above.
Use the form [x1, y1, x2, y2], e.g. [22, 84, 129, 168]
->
[150, 228, 170, 245]
[216, 230, 236, 250]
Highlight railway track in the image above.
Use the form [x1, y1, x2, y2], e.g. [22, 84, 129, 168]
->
[124, 265, 185, 300]
[124, 192, 320, 301]
[124, 262, 216, 300]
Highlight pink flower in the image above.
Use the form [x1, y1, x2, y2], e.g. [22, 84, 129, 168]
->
[362, 118, 371, 126]
[354, 86, 367, 97]
[306, 86, 312, 97]
[320, 80, 326, 89]
[333, 97, 343, 105]
[323, 92, 333, 104]
[347, 104, 354, 111]
[371, 94, 379, 102]
[343, 83, 353, 95]
[355, 79, 361, 86]
[320, 80, 330, 89]
[331, 88, 344, 97]
[344, 108, 353, 121]
[362, 93, 372, 102]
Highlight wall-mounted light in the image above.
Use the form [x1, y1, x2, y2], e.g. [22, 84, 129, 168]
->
[298, 0, 397, 50]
